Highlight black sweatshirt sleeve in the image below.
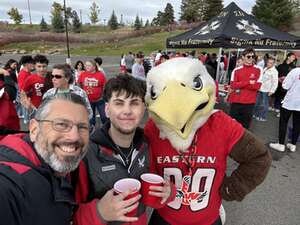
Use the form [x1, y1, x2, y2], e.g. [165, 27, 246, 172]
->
[0, 175, 24, 225]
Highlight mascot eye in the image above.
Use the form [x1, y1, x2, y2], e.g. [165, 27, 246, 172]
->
[150, 86, 158, 100]
[192, 75, 203, 90]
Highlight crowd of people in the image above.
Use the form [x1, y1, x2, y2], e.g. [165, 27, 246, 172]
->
[0, 47, 298, 225]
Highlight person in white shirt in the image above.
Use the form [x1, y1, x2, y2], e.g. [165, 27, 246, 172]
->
[132, 53, 145, 81]
[254, 57, 278, 121]
[270, 67, 300, 152]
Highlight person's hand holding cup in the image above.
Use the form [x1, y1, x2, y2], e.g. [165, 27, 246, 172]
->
[113, 178, 141, 217]
[141, 173, 171, 208]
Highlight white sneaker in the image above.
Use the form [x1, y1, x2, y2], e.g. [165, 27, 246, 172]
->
[286, 143, 296, 152]
[276, 113, 280, 118]
[269, 143, 285, 152]
[219, 204, 226, 225]
[275, 109, 280, 113]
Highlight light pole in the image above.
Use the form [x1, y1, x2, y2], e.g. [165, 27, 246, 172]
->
[27, 0, 32, 25]
[63, 0, 71, 64]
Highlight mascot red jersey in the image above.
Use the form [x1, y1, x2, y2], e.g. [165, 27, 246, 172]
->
[144, 58, 272, 225]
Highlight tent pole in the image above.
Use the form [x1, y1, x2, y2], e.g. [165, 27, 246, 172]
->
[216, 47, 222, 82]
[283, 50, 287, 60]
[225, 50, 231, 84]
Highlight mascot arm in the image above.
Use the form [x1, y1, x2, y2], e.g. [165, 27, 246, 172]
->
[220, 130, 272, 201]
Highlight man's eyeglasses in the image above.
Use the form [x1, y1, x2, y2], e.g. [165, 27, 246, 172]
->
[51, 75, 63, 79]
[246, 55, 255, 59]
[36, 119, 89, 133]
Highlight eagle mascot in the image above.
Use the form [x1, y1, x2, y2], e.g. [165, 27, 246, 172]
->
[144, 57, 272, 225]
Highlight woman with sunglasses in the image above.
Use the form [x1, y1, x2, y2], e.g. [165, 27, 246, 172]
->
[43, 64, 93, 120]
[227, 48, 263, 129]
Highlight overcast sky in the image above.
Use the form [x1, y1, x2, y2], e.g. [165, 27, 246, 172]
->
[0, 0, 255, 24]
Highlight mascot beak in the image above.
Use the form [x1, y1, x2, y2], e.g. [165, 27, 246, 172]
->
[148, 80, 214, 139]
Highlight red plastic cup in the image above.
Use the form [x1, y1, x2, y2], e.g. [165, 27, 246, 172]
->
[113, 178, 141, 217]
[140, 173, 164, 208]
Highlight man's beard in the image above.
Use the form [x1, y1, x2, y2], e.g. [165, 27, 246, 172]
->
[34, 135, 87, 174]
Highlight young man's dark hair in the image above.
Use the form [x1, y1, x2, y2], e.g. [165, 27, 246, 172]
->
[103, 75, 146, 102]
[242, 48, 256, 56]
[19, 55, 34, 66]
[52, 64, 74, 84]
[33, 54, 49, 65]
[94, 57, 103, 66]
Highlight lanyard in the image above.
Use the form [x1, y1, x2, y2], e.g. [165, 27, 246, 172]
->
[180, 131, 198, 176]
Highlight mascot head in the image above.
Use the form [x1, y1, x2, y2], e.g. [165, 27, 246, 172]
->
[146, 57, 216, 152]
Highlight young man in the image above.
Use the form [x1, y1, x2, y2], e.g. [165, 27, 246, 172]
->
[0, 93, 90, 225]
[17, 55, 34, 92]
[228, 48, 262, 129]
[43, 64, 93, 120]
[17, 55, 34, 121]
[21, 54, 49, 110]
[74, 75, 173, 225]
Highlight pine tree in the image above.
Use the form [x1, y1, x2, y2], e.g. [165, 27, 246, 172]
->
[108, 10, 118, 30]
[72, 10, 81, 33]
[203, 0, 223, 21]
[180, 0, 207, 22]
[164, 3, 175, 25]
[140, 18, 144, 27]
[252, 0, 295, 31]
[144, 19, 150, 27]
[152, 11, 164, 26]
[51, 2, 64, 33]
[40, 16, 49, 32]
[7, 7, 23, 24]
[89, 2, 100, 24]
[134, 15, 142, 30]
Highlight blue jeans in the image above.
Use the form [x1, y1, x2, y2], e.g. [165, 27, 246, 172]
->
[90, 99, 108, 126]
[254, 91, 269, 119]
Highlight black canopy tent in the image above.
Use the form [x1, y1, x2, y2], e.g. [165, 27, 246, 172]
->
[167, 2, 300, 50]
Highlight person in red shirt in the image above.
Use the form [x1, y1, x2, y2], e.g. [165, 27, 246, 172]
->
[78, 60, 107, 126]
[228, 48, 262, 129]
[17, 55, 35, 122]
[0, 68, 20, 139]
[21, 54, 49, 113]
[18, 55, 34, 91]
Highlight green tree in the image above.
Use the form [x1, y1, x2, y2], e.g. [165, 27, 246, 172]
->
[134, 15, 142, 30]
[51, 2, 64, 33]
[203, 0, 223, 21]
[151, 11, 164, 26]
[144, 19, 150, 27]
[40, 16, 49, 32]
[7, 7, 23, 24]
[65, 7, 73, 26]
[108, 10, 118, 30]
[71, 10, 81, 33]
[180, 0, 207, 22]
[164, 3, 175, 25]
[89, 2, 100, 24]
[252, 0, 295, 31]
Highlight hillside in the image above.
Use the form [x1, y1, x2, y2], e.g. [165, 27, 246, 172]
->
[0, 23, 193, 56]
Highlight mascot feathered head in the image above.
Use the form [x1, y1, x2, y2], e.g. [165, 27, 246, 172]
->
[146, 57, 216, 152]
